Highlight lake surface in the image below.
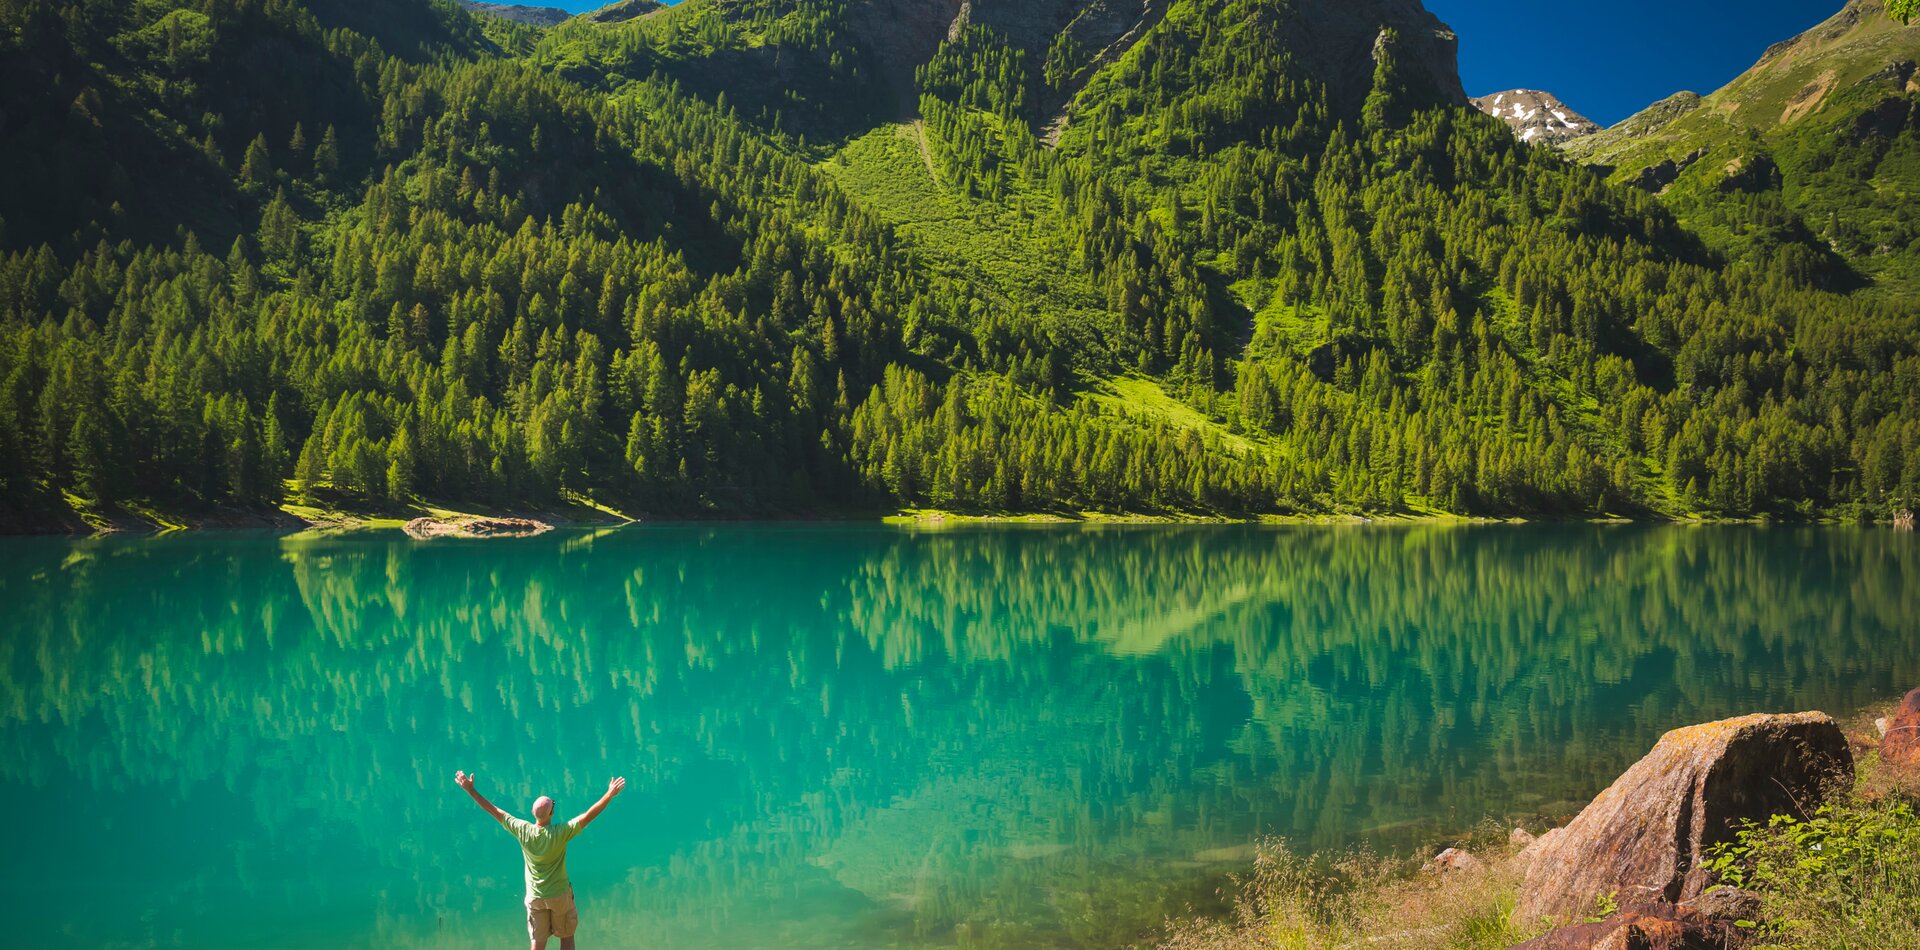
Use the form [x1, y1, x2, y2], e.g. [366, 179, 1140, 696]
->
[2, 524, 1917, 948]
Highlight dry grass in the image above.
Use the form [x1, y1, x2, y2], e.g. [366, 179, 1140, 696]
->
[1155, 829, 1548, 950]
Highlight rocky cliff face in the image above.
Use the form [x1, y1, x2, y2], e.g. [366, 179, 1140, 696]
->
[587, 0, 665, 23]
[1289, 0, 1466, 111]
[459, 0, 571, 27]
[1471, 89, 1599, 145]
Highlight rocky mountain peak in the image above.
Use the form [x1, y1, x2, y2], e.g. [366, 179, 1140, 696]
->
[1471, 89, 1600, 145]
[459, 0, 571, 27]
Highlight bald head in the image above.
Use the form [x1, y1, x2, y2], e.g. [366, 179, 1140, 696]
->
[532, 796, 554, 824]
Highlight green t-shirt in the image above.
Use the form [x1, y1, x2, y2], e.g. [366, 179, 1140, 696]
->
[501, 815, 584, 901]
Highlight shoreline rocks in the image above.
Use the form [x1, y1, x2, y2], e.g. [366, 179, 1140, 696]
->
[1512, 898, 1741, 949]
[1881, 687, 1920, 767]
[402, 516, 553, 540]
[1516, 711, 1852, 923]
[1422, 847, 1483, 874]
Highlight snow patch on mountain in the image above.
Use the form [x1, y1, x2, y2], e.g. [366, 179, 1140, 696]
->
[1470, 89, 1600, 146]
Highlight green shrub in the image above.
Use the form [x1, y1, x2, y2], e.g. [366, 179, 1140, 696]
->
[1706, 785, 1920, 949]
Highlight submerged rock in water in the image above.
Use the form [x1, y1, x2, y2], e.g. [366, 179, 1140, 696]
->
[1882, 687, 1920, 767]
[403, 516, 552, 540]
[1517, 712, 1851, 923]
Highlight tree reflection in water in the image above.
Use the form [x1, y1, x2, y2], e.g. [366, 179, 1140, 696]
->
[1, 524, 1915, 948]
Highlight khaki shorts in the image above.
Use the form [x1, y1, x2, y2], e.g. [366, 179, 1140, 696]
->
[527, 891, 579, 942]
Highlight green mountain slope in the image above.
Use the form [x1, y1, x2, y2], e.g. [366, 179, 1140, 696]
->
[1564, 0, 1920, 289]
[1568, 0, 1919, 169]
[2, 0, 1918, 529]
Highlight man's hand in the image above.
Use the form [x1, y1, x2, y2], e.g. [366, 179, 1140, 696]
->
[456, 770, 507, 821]
[573, 776, 626, 829]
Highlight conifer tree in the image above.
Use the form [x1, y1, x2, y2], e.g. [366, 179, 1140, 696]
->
[238, 134, 272, 193]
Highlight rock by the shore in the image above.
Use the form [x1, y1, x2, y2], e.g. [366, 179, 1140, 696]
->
[1517, 711, 1852, 922]
[1510, 827, 1538, 848]
[1515, 827, 1562, 871]
[1422, 847, 1482, 873]
[403, 516, 553, 540]
[1679, 885, 1763, 924]
[1880, 687, 1920, 767]
[1512, 900, 1739, 949]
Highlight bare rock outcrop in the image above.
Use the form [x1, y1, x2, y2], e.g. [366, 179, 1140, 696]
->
[1632, 146, 1711, 193]
[586, 0, 664, 24]
[459, 1, 571, 26]
[1295, 0, 1466, 112]
[1882, 686, 1920, 767]
[403, 516, 553, 540]
[1517, 712, 1852, 923]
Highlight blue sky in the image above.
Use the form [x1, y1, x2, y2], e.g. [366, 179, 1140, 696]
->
[1428, 0, 1837, 125]
[537, 0, 1840, 127]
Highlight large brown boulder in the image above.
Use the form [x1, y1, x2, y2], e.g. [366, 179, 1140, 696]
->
[1881, 687, 1920, 767]
[1517, 712, 1851, 923]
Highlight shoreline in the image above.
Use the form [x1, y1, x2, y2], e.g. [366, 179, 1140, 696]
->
[1160, 690, 1915, 948]
[1395, 693, 1904, 857]
[2, 497, 1906, 537]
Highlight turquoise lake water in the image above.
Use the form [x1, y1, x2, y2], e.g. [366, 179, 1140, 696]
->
[2, 524, 1917, 948]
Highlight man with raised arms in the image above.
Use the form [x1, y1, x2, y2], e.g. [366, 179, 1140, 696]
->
[455, 770, 625, 950]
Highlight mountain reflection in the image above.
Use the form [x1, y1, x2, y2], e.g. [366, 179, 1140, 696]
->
[1, 525, 1916, 948]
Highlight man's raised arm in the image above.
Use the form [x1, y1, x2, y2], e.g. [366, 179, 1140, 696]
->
[570, 776, 626, 830]
[454, 770, 510, 824]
